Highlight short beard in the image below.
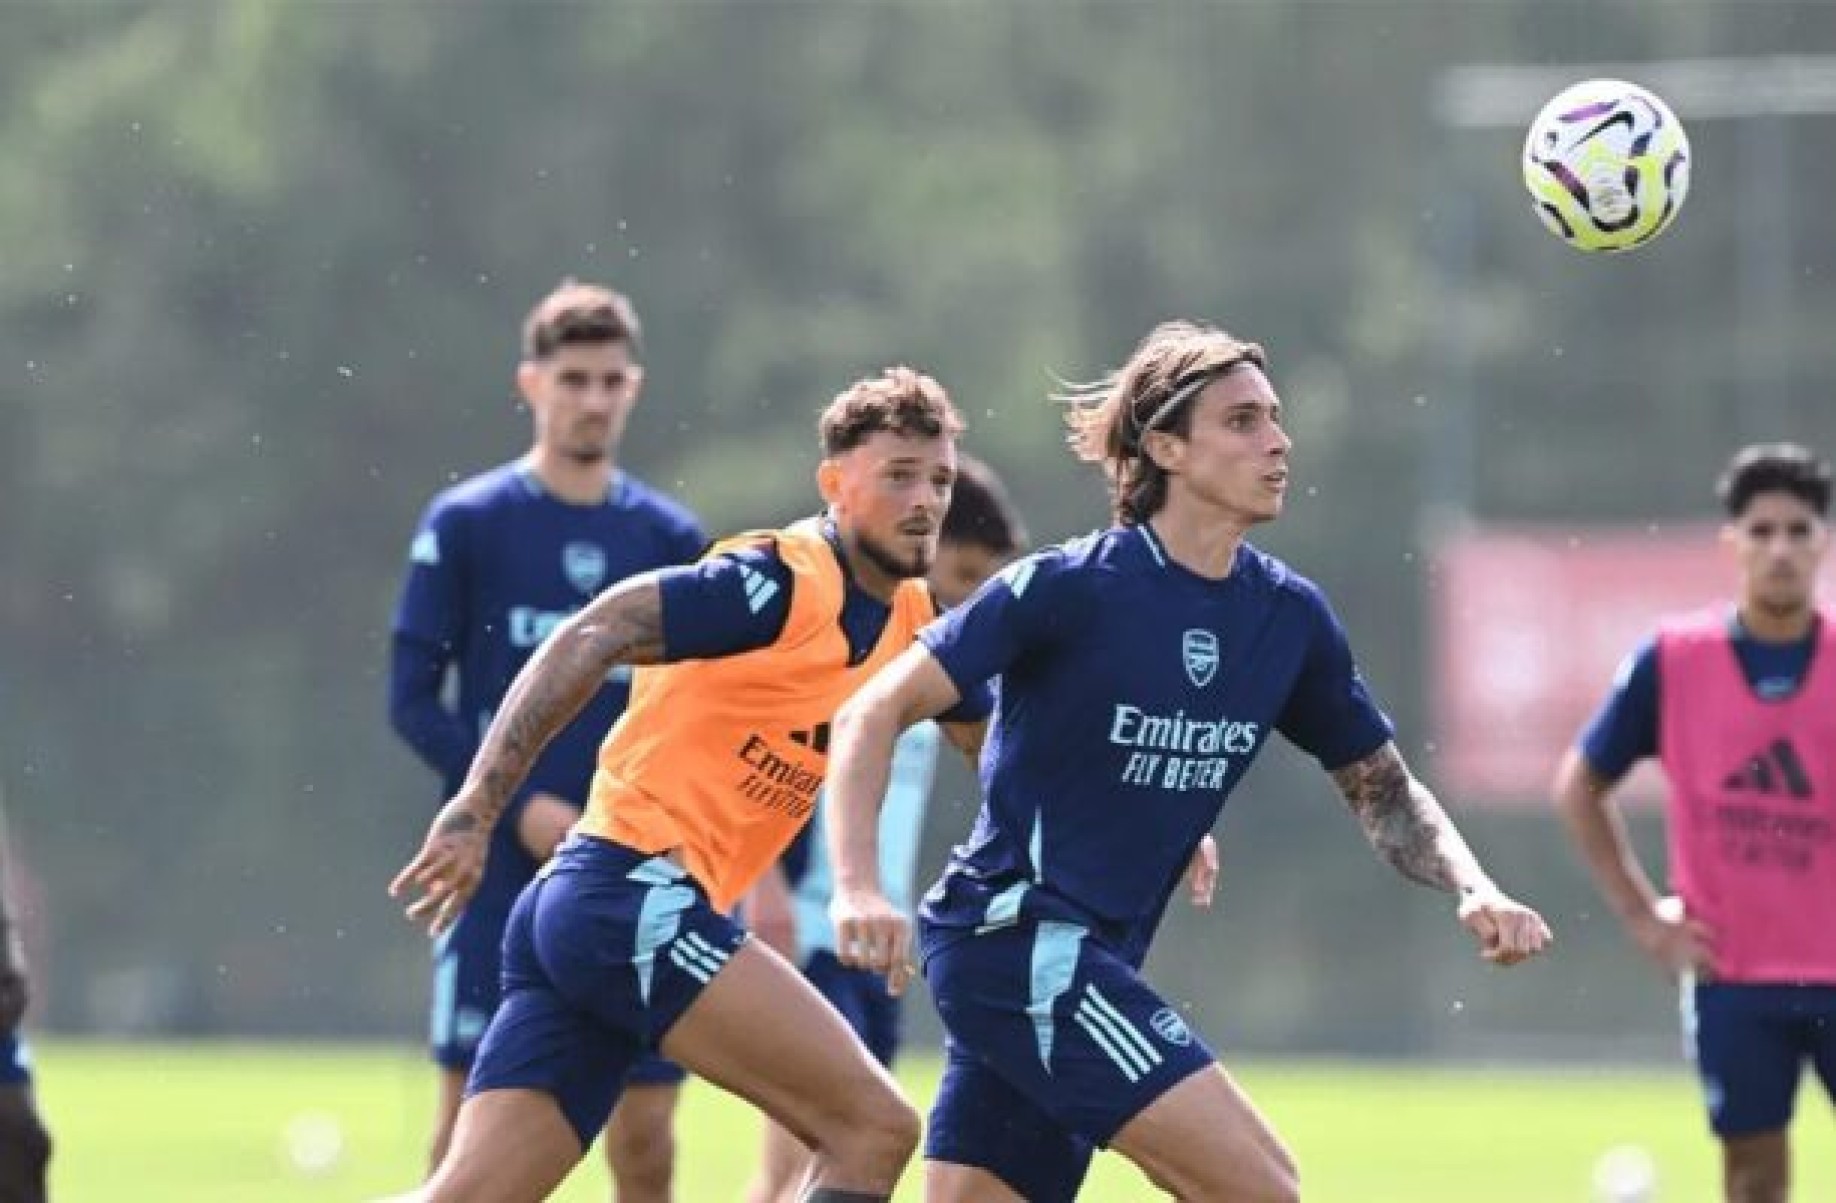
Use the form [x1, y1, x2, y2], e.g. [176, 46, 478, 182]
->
[856, 531, 931, 581]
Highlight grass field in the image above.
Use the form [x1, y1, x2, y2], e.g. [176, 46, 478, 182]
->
[32, 1040, 1835, 1201]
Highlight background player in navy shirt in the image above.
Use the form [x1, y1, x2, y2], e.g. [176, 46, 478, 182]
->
[389, 280, 705, 1199]
[825, 320, 1552, 1202]
[0, 797, 49, 1203]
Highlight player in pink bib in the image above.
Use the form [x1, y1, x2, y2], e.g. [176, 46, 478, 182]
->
[1556, 442, 1836, 1203]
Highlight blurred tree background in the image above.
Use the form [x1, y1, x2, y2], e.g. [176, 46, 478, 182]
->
[2, 0, 1830, 1057]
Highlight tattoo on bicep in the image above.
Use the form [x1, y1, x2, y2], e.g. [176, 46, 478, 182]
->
[1330, 743, 1467, 893]
[577, 579, 668, 667]
[468, 580, 666, 823]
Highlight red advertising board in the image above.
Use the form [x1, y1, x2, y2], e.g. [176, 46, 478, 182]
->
[1430, 525, 1836, 805]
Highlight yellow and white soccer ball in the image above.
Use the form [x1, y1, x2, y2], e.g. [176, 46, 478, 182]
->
[1522, 78, 1691, 252]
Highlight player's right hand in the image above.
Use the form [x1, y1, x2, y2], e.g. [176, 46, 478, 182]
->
[831, 886, 914, 997]
[389, 798, 490, 937]
[1630, 895, 1715, 979]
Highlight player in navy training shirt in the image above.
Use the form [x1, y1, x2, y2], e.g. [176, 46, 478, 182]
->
[825, 320, 1553, 1202]
[389, 280, 705, 1199]
[0, 802, 48, 1203]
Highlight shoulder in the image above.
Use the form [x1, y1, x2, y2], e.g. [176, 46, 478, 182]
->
[1240, 544, 1331, 618]
[1656, 607, 1727, 646]
[425, 462, 526, 522]
[617, 473, 704, 534]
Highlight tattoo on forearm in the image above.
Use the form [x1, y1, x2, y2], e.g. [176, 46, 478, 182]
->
[465, 581, 666, 826]
[1330, 743, 1481, 894]
[433, 809, 479, 837]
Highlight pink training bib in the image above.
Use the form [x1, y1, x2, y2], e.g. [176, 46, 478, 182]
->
[1658, 608, 1836, 984]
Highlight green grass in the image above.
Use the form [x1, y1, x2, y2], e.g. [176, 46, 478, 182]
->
[32, 1040, 1836, 1201]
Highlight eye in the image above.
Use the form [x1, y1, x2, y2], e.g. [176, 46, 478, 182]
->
[1787, 521, 1813, 539]
[1748, 524, 1777, 540]
[602, 372, 629, 390]
[559, 370, 589, 389]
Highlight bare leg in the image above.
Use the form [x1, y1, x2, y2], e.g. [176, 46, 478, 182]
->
[0, 1085, 49, 1203]
[661, 940, 918, 1197]
[426, 1067, 466, 1177]
[1108, 1065, 1298, 1203]
[420, 1087, 585, 1203]
[603, 1081, 681, 1203]
[744, 1116, 816, 1203]
[1722, 1131, 1788, 1203]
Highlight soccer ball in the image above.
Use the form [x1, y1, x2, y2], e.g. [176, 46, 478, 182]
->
[1522, 78, 1691, 252]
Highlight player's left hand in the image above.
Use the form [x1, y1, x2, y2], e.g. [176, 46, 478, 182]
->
[1186, 834, 1219, 909]
[389, 799, 490, 937]
[1457, 885, 1553, 966]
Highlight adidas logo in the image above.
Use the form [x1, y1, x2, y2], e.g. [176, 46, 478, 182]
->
[737, 564, 780, 615]
[788, 723, 832, 755]
[1721, 738, 1813, 800]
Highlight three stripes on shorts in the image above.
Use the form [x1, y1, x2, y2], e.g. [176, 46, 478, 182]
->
[1072, 983, 1163, 1083]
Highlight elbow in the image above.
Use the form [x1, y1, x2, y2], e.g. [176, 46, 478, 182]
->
[834, 687, 896, 744]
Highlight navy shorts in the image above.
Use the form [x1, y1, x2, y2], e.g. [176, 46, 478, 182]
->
[1686, 981, 1836, 1137]
[0, 1033, 30, 1087]
[431, 814, 686, 1089]
[466, 835, 743, 1147]
[803, 949, 903, 1068]
[920, 917, 1213, 1201]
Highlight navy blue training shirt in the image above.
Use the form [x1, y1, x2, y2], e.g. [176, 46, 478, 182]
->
[389, 463, 706, 798]
[1579, 614, 1820, 782]
[918, 523, 1393, 961]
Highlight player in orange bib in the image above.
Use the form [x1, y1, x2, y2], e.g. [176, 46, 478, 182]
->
[389, 366, 984, 1203]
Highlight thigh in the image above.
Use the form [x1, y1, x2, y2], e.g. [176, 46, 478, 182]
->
[1108, 1063, 1297, 1202]
[0, 1082, 49, 1203]
[925, 1043, 1093, 1203]
[926, 920, 1215, 1146]
[660, 939, 901, 1150]
[431, 1086, 583, 1203]
[467, 979, 641, 1153]
[1690, 984, 1804, 1137]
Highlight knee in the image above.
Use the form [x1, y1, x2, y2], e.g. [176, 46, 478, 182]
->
[819, 1086, 920, 1175]
[1726, 1162, 1788, 1203]
[606, 1114, 675, 1194]
[1724, 1136, 1789, 1203]
[858, 1089, 922, 1160]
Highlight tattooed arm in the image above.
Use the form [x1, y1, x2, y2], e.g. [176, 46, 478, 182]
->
[1331, 741, 1554, 965]
[1330, 742, 1492, 895]
[390, 574, 667, 933]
